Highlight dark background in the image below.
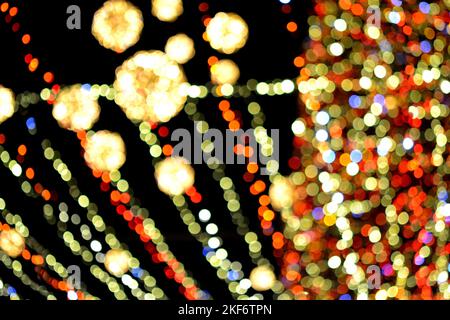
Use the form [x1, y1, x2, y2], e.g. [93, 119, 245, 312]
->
[0, 0, 311, 300]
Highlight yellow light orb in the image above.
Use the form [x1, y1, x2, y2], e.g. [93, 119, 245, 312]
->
[0, 229, 25, 258]
[104, 248, 130, 277]
[114, 50, 187, 123]
[0, 87, 15, 125]
[249, 265, 276, 291]
[92, 0, 143, 53]
[269, 176, 295, 211]
[206, 12, 249, 54]
[155, 157, 194, 196]
[151, 0, 183, 22]
[84, 131, 126, 172]
[211, 59, 240, 85]
[53, 85, 100, 131]
[165, 33, 195, 64]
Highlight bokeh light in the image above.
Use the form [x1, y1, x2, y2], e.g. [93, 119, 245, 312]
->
[249, 265, 276, 291]
[84, 130, 126, 172]
[155, 157, 195, 196]
[206, 12, 249, 54]
[52, 85, 100, 131]
[104, 248, 130, 277]
[92, 0, 143, 53]
[0, 86, 15, 124]
[0, 228, 25, 258]
[210, 59, 240, 85]
[165, 33, 195, 64]
[151, 0, 183, 23]
[114, 50, 187, 123]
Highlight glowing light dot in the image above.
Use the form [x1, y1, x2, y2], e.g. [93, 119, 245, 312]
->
[114, 50, 187, 123]
[403, 137, 414, 150]
[53, 85, 100, 131]
[316, 129, 328, 142]
[0, 87, 15, 124]
[291, 119, 306, 136]
[92, 0, 144, 53]
[67, 290, 78, 300]
[165, 33, 195, 64]
[199, 209, 211, 222]
[374, 65, 387, 78]
[334, 19, 347, 31]
[359, 76, 372, 90]
[328, 256, 341, 269]
[206, 12, 249, 54]
[84, 131, 126, 172]
[155, 157, 195, 196]
[249, 266, 276, 291]
[329, 42, 344, 56]
[104, 249, 130, 277]
[90, 240, 102, 252]
[151, 0, 183, 22]
[322, 150, 336, 164]
[0, 229, 25, 258]
[350, 150, 362, 163]
[316, 111, 330, 125]
[346, 162, 359, 176]
[388, 11, 401, 24]
[210, 59, 240, 85]
[269, 176, 294, 211]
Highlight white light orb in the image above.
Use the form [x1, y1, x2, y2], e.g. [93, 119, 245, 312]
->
[206, 12, 249, 54]
[249, 265, 276, 291]
[53, 85, 100, 131]
[114, 50, 187, 123]
[0, 229, 25, 258]
[84, 130, 126, 172]
[92, 0, 144, 53]
[0, 87, 15, 125]
[155, 157, 194, 196]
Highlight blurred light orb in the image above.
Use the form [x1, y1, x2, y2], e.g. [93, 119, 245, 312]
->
[84, 131, 126, 172]
[104, 249, 130, 277]
[210, 59, 240, 85]
[92, 0, 144, 53]
[206, 12, 249, 54]
[53, 85, 100, 131]
[151, 0, 183, 22]
[114, 50, 187, 123]
[269, 176, 295, 211]
[250, 265, 276, 291]
[0, 229, 25, 258]
[155, 157, 194, 196]
[0, 87, 15, 125]
[165, 33, 195, 64]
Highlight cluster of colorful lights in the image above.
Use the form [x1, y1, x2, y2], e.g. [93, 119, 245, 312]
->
[0, 0, 448, 301]
[273, 0, 449, 300]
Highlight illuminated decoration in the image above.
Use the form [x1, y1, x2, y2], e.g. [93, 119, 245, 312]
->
[0, 87, 15, 125]
[155, 157, 194, 196]
[164, 33, 195, 64]
[151, 0, 183, 23]
[275, 0, 450, 300]
[249, 265, 276, 291]
[92, 0, 144, 53]
[84, 130, 126, 172]
[52, 85, 100, 131]
[210, 59, 240, 85]
[206, 12, 249, 54]
[114, 50, 187, 123]
[268, 176, 294, 211]
[0, 229, 25, 258]
[104, 248, 130, 277]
